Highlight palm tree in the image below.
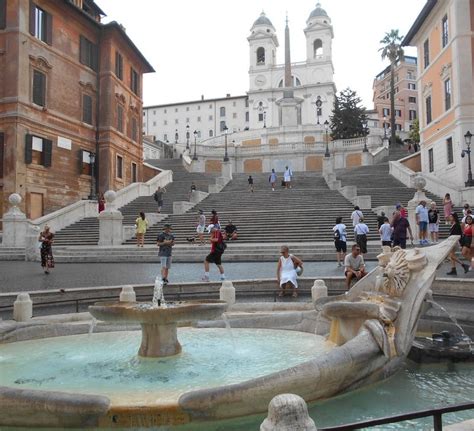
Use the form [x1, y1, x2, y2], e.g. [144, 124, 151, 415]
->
[379, 30, 404, 147]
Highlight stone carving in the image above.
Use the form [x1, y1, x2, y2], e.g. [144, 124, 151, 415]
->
[413, 175, 426, 192]
[381, 249, 410, 297]
[6, 193, 23, 216]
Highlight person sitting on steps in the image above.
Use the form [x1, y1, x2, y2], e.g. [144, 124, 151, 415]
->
[277, 245, 303, 298]
[344, 244, 367, 289]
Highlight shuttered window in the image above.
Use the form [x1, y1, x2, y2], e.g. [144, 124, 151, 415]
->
[117, 105, 123, 132]
[130, 68, 139, 95]
[0, 0, 6, 29]
[32, 70, 46, 106]
[0, 132, 4, 178]
[82, 94, 93, 125]
[41, 139, 52, 167]
[79, 35, 98, 71]
[29, 1, 52, 45]
[116, 155, 123, 179]
[131, 117, 137, 142]
[115, 51, 123, 80]
[25, 135, 33, 164]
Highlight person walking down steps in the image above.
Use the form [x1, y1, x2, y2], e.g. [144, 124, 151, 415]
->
[277, 245, 303, 298]
[269, 169, 277, 191]
[153, 186, 166, 213]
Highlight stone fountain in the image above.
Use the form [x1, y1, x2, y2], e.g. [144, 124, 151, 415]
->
[0, 238, 467, 429]
[89, 280, 227, 357]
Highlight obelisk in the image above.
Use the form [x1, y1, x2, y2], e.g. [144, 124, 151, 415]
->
[277, 14, 302, 127]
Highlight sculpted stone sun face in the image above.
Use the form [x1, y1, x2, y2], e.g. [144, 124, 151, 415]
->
[382, 250, 410, 297]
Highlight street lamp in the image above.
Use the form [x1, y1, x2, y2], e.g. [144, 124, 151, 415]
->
[88, 151, 96, 200]
[186, 125, 190, 151]
[223, 124, 229, 162]
[324, 120, 330, 158]
[363, 120, 369, 152]
[383, 116, 388, 140]
[175, 129, 178, 144]
[315, 96, 322, 125]
[463, 130, 474, 187]
[192, 130, 198, 161]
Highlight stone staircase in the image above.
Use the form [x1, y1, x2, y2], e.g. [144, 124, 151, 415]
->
[52, 160, 218, 246]
[127, 172, 381, 245]
[336, 147, 452, 237]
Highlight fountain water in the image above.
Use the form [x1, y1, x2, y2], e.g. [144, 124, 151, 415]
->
[426, 299, 471, 341]
[88, 317, 97, 335]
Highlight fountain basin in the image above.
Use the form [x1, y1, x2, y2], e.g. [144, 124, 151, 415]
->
[89, 300, 228, 357]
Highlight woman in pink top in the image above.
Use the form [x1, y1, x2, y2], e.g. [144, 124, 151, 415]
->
[443, 193, 454, 224]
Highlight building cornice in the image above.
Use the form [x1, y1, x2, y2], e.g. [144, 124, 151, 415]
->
[402, 0, 438, 46]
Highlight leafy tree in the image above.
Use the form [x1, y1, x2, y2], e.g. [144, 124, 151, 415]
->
[379, 29, 404, 146]
[408, 118, 420, 144]
[330, 88, 368, 140]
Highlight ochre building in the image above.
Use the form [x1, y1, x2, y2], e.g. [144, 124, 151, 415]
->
[0, 0, 154, 220]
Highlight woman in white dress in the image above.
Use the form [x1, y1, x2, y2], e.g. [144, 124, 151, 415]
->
[277, 245, 303, 298]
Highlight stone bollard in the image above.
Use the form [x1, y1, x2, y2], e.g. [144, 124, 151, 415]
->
[219, 280, 235, 305]
[260, 393, 317, 431]
[13, 293, 33, 322]
[119, 286, 136, 302]
[311, 280, 328, 302]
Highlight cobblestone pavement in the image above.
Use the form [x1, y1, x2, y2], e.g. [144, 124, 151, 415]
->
[0, 260, 472, 293]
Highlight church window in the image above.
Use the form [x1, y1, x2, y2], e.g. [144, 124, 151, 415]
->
[209, 115, 213, 121]
[278, 76, 302, 87]
[256, 47, 265, 65]
[220, 107, 226, 117]
[233, 113, 237, 119]
[313, 39, 323, 58]
[209, 130, 214, 137]
[197, 116, 201, 122]
[220, 121, 226, 132]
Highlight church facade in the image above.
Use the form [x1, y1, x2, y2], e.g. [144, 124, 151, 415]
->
[143, 3, 336, 144]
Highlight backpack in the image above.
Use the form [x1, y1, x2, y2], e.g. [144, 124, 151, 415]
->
[334, 228, 341, 240]
[153, 192, 158, 202]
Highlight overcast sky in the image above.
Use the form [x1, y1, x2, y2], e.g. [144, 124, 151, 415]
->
[97, 0, 425, 108]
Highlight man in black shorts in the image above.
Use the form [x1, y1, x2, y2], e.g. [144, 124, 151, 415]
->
[202, 226, 226, 282]
[333, 217, 347, 267]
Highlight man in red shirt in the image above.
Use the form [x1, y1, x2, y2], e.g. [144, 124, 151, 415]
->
[202, 226, 226, 282]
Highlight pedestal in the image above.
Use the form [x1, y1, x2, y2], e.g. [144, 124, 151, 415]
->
[98, 210, 123, 246]
[139, 323, 181, 357]
[362, 151, 372, 166]
[13, 293, 33, 322]
[322, 157, 334, 176]
[2, 194, 29, 247]
[408, 189, 428, 243]
[222, 161, 233, 180]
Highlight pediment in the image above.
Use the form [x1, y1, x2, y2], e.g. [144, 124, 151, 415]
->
[29, 55, 53, 70]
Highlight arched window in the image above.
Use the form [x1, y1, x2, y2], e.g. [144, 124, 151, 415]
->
[209, 130, 214, 137]
[313, 39, 323, 58]
[220, 107, 226, 117]
[278, 76, 302, 87]
[256, 47, 265, 65]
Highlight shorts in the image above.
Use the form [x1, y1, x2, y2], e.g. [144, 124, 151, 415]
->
[334, 240, 347, 253]
[205, 251, 222, 265]
[196, 225, 205, 234]
[419, 221, 428, 232]
[429, 223, 439, 233]
[356, 234, 368, 254]
[462, 236, 472, 248]
[160, 256, 172, 268]
[157, 201, 163, 207]
[393, 238, 407, 249]
[382, 240, 392, 247]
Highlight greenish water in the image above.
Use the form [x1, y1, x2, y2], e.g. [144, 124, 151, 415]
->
[0, 330, 473, 430]
[0, 329, 329, 402]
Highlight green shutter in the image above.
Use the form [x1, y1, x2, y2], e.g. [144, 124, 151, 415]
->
[33, 70, 45, 106]
[78, 149, 84, 174]
[0, 132, 4, 178]
[91, 42, 98, 71]
[42, 139, 52, 167]
[79, 35, 86, 65]
[25, 134, 33, 164]
[29, 0, 35, 35]
[45, 11, 52, 45]
[0, 0, 6, 29]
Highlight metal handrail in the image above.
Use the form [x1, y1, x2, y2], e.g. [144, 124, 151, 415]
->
[320, 401, 474, 431]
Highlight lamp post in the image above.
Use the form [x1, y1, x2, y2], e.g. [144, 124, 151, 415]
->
[324, 120, 330, 158]
[315, 96, 322, 125]
[89, 152, 96, 200]
[186, 125, 190, 151]
[362, 120, 369, 152]
[463, 130, 474, 187]
[383, 116, 387, 140]
[223, 124, 229, 162]
[192, 130, 198, 161]
[175, 129, 178, 145]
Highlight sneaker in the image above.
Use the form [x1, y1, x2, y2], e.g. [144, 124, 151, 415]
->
[201, 275, 209, 282]
[220, 275, 226, 281]
[162, 278, 168, 285]
[337, 262, 342, 267]
[446, 269, 457, 276]
[463, 264, 470, 274]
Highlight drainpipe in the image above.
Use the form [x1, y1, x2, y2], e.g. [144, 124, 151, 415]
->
[94, 27, 102, 195]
